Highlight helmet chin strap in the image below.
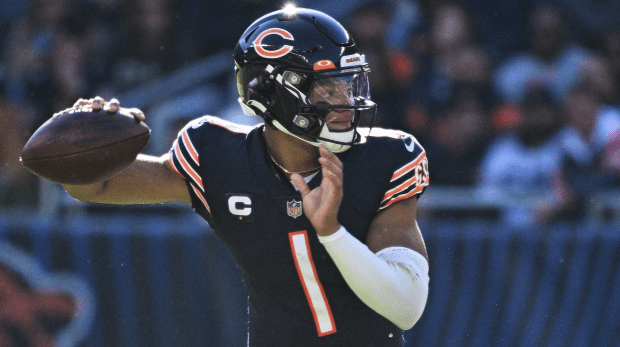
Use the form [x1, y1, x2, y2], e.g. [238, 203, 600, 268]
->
[271, 120, 353, 153]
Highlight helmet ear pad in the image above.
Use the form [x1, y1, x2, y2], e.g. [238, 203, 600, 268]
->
[244, 68, 325, 137]
[266, 75, 317, 134]
[245, 76, 282, 127]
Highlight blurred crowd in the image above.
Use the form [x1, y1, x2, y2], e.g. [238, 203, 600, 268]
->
[1, 0, 619, 227]
[0, 0, 268, 206]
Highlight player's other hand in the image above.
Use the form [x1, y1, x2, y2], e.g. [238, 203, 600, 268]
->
[70, 97, 146, 121]
[291, 144, 343, 237]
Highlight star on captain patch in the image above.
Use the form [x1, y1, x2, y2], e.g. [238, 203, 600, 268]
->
[287, 200, 303, 218]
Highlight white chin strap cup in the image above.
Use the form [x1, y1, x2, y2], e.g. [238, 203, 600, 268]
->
[318, 125, 354, 153]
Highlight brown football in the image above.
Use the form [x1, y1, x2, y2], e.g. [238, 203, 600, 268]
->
[20, 106, 151, 185]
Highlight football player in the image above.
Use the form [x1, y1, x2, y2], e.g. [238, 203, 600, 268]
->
[63, 7, 430, 347]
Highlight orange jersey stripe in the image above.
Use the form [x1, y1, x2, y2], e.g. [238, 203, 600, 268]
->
[380, 184, 426, 210]
[174, 142, 203, 191]
[181, 130, 199, 165]
[191, 184, 211, 213]
[382, 175, 417, 203]
[391, 152, 426, 182]
[168, 149, 183, 177]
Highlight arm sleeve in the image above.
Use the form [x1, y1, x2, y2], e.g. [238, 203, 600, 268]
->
[318, 227, 429, 330]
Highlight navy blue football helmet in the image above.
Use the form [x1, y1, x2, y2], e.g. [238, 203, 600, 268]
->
[234, 7, 376, 152]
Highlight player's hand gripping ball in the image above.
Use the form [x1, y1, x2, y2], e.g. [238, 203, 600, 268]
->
[20, 105, 150, 185]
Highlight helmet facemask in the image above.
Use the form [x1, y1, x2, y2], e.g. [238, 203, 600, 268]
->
[271, 65, 377, 152]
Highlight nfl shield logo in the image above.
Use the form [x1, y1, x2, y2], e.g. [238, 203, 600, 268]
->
[287, 200, 303, 218]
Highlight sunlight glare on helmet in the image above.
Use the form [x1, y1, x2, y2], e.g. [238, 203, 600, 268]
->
[282, 3, 297, 15]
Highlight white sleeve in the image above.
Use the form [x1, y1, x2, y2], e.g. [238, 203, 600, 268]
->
[318, 227, 429, 330]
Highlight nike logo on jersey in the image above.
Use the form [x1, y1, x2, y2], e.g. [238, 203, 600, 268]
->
[404, 137, 415, 152]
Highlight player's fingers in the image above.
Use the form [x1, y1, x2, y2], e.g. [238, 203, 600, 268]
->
[127, 108, 146, 121]
[106, 98, 120, 113]
[92, 96, 104, 110]
[319, 144, 343, 170]
[291, 173, 312, 197]
[319, 156, 343, 179]
[322, 169, 343, 190]
[73, 98, 88, 107]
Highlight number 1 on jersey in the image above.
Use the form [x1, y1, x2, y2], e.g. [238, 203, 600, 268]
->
[289, 231, 337, 336]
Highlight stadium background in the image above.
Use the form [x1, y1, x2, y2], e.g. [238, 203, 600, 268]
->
[1, 0, 619, 346]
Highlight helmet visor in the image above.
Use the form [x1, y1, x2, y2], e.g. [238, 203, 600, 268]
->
[307, 72, 371, 106]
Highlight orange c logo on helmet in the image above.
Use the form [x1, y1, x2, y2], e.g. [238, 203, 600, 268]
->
[253, 28, 294, 58]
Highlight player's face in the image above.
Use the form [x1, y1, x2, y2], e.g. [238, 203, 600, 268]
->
[308, 76, 356, 131]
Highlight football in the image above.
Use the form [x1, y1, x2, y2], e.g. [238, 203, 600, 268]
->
[20, 106, 151, 185]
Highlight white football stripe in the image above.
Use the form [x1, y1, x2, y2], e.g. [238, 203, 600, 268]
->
[290, 232, 336, 336]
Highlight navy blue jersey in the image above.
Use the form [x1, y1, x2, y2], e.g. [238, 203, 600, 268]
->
[169, 116, 429, 347]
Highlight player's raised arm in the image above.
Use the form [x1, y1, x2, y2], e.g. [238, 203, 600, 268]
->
[293, 143, 429, 331]
[59, 97, 191, 205]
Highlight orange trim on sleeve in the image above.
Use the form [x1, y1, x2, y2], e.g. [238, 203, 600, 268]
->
[391, 152, 426, 182]
[382, 176, 417, 203]
[168, 149, 183, 177]
[191, 184, 211, 213]
[379, 184, 426, 210]
[174, 142, 203, 191]
[181, 130, 199, 165]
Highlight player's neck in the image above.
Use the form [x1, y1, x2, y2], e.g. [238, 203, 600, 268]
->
[263, 126, 321, 177]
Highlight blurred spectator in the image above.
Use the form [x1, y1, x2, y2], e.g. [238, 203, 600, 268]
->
[577, 54, 619, 107]
[601, 29, 620, 106]
[424, 87, 492, 185]
[400, 2, 497, 146]
[552, 84, 620, 220]
[465, 0, 535, 60]
[49, 11, 95, 116]
[3, 0, 74, 129]
[347, 2, 411, 129]
[478, 86, 565, 229]
[427, 1, 480, 57]
[80, 0, 127, 99]
[493, 2, 591, 104]
[112, 0, 183, 91]
[384, 0, 424, 51]
[554, 0, 620, 45]
[0, 1, 27, 28]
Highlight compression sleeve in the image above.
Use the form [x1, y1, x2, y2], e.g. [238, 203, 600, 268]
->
[318, 227, 429, 330]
